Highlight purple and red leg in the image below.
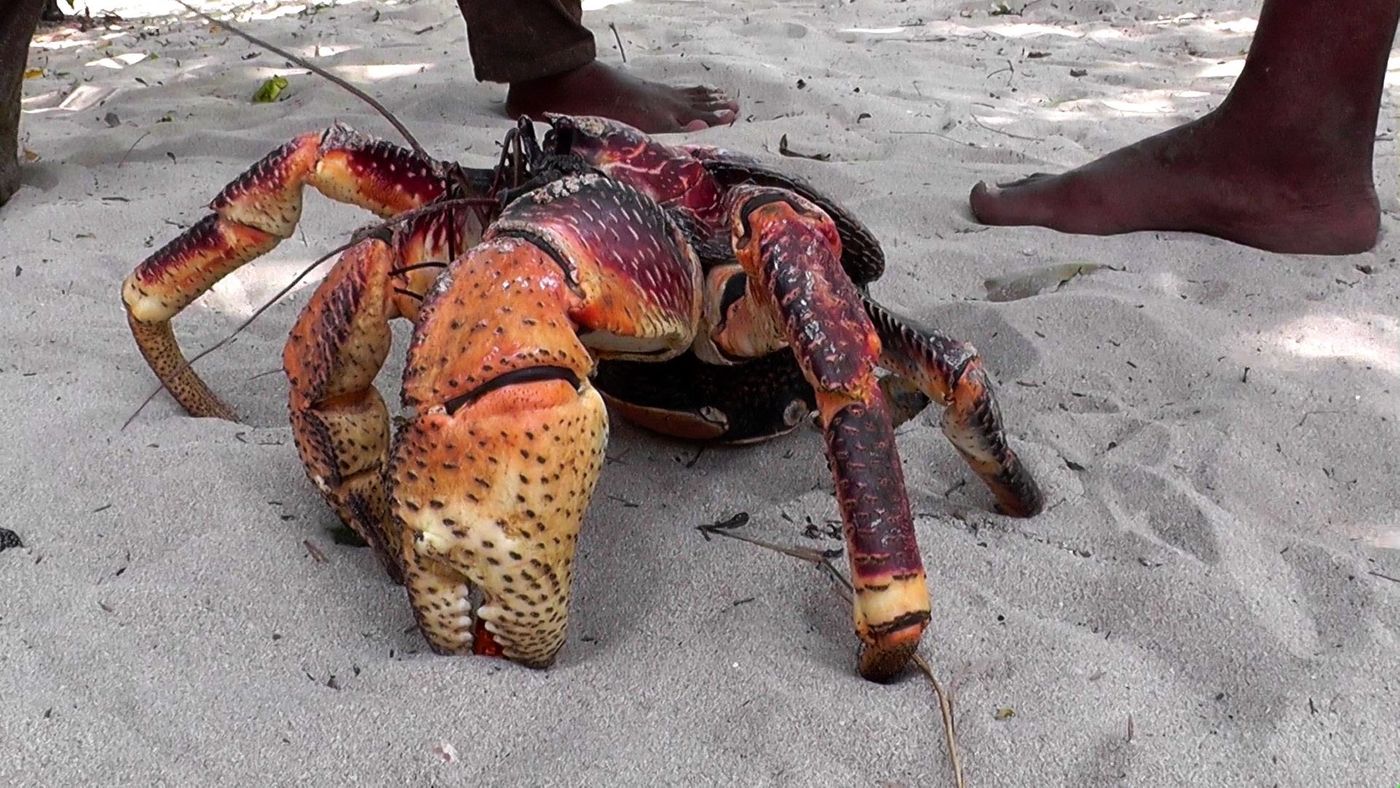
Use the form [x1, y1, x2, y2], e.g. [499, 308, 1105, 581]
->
[725, 186, 929, 682]
[120, 124, 453, 420]
[863, 298, 1044, 518]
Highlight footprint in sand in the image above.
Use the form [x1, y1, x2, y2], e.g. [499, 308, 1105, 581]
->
[735, 20, 809, 39]
[1059, 389, 1123, 415]
[912, 300, 1042, 381]
[1106, 464, 1221, 566]
[1278, 540, 1380, 651]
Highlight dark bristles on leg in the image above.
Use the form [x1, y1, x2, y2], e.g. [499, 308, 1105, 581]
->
[388, 262, 447, 277]
[862, 295, 1045, 518]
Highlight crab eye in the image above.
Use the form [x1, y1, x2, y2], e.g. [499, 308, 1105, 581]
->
[543, 126, 575, 156]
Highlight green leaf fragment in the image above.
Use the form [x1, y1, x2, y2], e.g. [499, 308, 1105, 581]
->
[252, 75, 289, 103]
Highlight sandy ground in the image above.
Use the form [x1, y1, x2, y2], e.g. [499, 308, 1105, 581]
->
[2, 0, 1398, 784]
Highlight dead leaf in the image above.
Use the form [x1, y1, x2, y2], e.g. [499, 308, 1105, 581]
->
[994, 707, 1016, 720]
[23, 67, 44, 79]
[21, 148, 39, 162]
[303, 540, 327, 563]
[983, 262, 1116, 302]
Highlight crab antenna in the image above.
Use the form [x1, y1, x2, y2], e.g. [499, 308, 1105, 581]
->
[170, 0, 428, 161]
[489, 128, 519, 194]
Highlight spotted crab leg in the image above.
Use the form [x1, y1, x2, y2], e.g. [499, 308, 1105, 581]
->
[862, 298, 1044, 518]
[279, 237, 424, 583]
[723, 185, 929, 682]
[120, 123, 467, 420]
[392, 174, 701, 666]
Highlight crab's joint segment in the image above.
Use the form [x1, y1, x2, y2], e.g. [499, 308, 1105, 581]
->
[284, 238, 404, 582]
[698, 265, 787, 364]
[729, 191, 879, 399]
[484, 174, 703, 359]
[729, 185, 929, 681]
[864, 298, 1045, 518]
[121, 125, 453, 420]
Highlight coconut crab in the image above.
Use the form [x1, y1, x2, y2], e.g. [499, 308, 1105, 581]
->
[121, 114, 1044, 682]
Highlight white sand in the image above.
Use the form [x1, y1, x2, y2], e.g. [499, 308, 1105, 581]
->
[3, 0, 1398, 784]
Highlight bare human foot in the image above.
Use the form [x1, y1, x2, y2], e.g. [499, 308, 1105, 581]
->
[969, 110, 1381, 255]
[969, 0, 1399, 256]
[505, 60, 738, 135]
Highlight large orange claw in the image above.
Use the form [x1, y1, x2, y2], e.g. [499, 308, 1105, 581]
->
[393, 174, 704, 667]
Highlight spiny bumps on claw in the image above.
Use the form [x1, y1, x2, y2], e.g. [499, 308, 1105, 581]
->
[0, 528, 23, 552]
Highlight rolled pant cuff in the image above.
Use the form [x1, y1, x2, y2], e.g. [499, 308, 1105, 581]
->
[472, 38, 597, 84]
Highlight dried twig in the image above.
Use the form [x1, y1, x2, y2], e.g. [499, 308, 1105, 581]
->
[116, 131, 150, 168]
[609, 22, 627, 63]
[970, 114, 1040, 141]
[696, 515, 965, 788]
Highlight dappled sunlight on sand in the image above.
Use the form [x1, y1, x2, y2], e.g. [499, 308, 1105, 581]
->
[203, 256, 330, 318]
[864, 9, 1270, 136]
[326, 62, 435, 82]
[1266, 313, 1400, 375]
[1196, 58, 1246, 80]
[1053, 88, 1212, 117]
[86, 51, 151, 69]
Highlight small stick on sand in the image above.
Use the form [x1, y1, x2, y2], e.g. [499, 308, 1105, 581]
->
[696, 516, 966, 788]
[609, 22, 628, 63]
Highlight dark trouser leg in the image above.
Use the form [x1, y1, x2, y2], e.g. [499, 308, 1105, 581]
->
[1, 0, 45, 206]
[456, 0, 595, 84]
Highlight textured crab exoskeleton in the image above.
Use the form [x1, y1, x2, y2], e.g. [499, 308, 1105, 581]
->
[120, 115, 1044, 682]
